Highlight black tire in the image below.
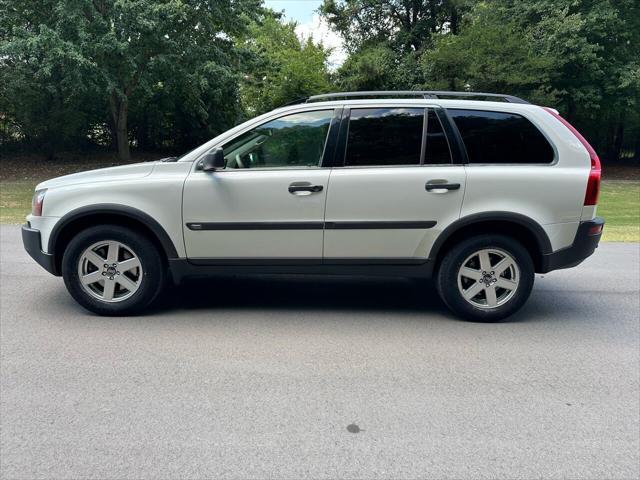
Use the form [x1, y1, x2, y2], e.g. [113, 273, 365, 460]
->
[436, 234, 534, 322]
[62, 225, 166, 316]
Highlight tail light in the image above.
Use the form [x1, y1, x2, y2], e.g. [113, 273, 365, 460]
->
[32, 189, 47, 216]
[583, 156, 602, 206]
[543, 107, 601, 205]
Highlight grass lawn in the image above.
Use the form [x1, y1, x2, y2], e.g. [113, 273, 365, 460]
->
[0, 181, 35, 224]
[598, 181, 640, 242]
[1, 162, 639, 241]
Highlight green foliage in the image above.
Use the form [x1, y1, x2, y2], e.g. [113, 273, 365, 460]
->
[445, 1, 638, 159]
[0, 0, 261, 158]
[335, 45, 398, 91]
[321, 0, 467, 91]
[240, 13, 332, 115]
[421, 5, 556, 103]
[324, 0, 640, 162]
[320, 0, 469, 53]
[1, 0, 638, 162]
[0, 0, 100, 155]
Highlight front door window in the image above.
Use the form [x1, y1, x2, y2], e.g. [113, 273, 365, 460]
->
[222, 110, 334, 169]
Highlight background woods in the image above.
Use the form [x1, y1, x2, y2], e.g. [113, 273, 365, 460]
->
[0, 0, 638, 163]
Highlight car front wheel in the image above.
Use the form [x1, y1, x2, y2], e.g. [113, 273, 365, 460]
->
[62, 225, 166, 315]
[436, 235, 535, 322]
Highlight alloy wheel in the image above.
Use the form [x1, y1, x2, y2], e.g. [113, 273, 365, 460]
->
[456, 248, 520, 309]
[77, 240, 143, 303]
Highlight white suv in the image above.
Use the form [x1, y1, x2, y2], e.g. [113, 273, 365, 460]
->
[22, 91, 604, 321]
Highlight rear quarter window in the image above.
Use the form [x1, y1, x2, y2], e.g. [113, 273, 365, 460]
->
[448, 109, 554, 164]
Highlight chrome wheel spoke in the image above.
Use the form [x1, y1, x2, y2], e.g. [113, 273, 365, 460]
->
[460, 267, 482, 280]
[463, 281, 485, 300]
[493, 257, 513, 276]
[102, 279, 116, 301]
[84, 250, 106, 268]
[118, 257, 141, 272]
[495, 277, 517, 291]
[81, 271, 103, 286]
[478, 251, 492, 272]
[105, 241, 119, 264]
[485, 286, 498, 307]
[116, 274, 138, 293]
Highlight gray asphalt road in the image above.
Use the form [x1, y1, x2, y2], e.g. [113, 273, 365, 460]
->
[1, 225, 638, 480]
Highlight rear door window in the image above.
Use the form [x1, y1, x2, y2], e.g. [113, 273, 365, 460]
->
[344, 108, 424, 166]
[448, 109, 554, 164]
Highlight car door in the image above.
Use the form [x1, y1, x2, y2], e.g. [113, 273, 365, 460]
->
[183, 108, 340, 261]
[323, 106, 466, 261]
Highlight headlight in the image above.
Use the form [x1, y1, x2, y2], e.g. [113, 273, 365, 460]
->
[32, 189, 47, 216]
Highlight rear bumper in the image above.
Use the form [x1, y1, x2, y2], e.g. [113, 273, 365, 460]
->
[540, 217, 604, 273]
[22, 224, 58, 275]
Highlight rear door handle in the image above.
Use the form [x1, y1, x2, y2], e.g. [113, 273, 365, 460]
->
[425, 182, 461, 192]
[288, 184, 324, 195]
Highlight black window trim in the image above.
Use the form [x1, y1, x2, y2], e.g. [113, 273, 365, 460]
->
[321, 107, 345, 168]
[437, 107, 467, 165]
[419, 108, 428, 165]
[445, 107, 559, 166]
[426, 107, 457, 165]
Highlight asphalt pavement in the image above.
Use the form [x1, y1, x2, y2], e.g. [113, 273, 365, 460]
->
[1, 225, 638, 479]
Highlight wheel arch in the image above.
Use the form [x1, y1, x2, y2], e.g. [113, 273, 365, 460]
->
[49, 204, 179, 275]
[428, 212, 553, 274]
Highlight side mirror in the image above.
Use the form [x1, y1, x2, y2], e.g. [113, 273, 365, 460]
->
[201, 148, 225, 172]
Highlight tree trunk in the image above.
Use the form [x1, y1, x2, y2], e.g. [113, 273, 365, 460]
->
[137, 109, 148, 151]
[604, 119, 616, 162]
[612, 122, 624, 163]
[109, 93, 130, 161]
[450, 6, 459, 35]
[633, 132, 640, 163]
[565, 100, 577, 122]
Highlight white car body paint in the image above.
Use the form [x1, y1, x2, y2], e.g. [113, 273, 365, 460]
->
[183, 168, 331, 258]
[323, 165, 466, 258]
[32, 162, 191, 257]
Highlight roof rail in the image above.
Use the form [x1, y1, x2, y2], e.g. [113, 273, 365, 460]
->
[280, 97, 308, 107]
[304, 90, 530, 104]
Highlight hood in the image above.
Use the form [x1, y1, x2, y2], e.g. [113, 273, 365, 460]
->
[36, 162, 155, 190]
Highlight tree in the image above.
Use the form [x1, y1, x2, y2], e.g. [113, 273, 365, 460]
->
[421, 5, 555, 103]
[322, 0, 639, 162]
[320, 0, 472, 93]
[320, 0, 469, 53]
[0, 0, 260, 159]
[334, 44, 398, 91]
[0, 0, 101, 156]
[422, 0, 640, 161]
[239, 12, 332, 115]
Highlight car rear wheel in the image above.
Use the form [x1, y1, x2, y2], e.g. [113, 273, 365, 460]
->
[436, 235, 534, 322]
[62, 225, 166, 315]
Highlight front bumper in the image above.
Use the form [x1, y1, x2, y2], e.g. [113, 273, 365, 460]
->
[22, 224, 58, 275]
[540, 217, 604, 273]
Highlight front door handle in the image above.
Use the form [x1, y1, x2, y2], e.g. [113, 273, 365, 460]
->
[288, 184, 324, 195]
[425, 181, 461, 192]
